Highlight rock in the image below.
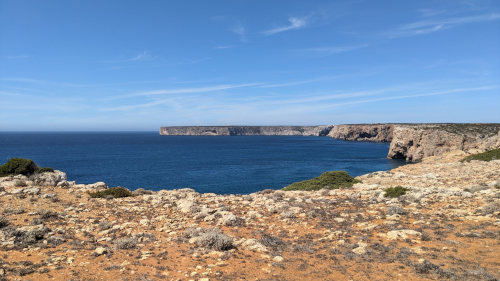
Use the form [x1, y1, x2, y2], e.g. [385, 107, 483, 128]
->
[94, 247, 108, 256]
[352, 242, 368, 255]
[132, 188, 153, 195]
[328, 124, 393, 142]
[272, 256, 284, 262]
[177, 199, 199, 213]
[387, 124, 500, 162]
[85, 182, 108, 191]
[386, 229, 422, 240]
[56, 181, 73, 188]
[32, 171, 67, 187]
[23, 187, 40, 195]
[241, 239, 268, 252]
[217, 212, 243, 226]
[11, 188, 24, 194]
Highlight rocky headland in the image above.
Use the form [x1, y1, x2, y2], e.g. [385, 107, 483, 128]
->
[160, 124, 500, 162]
[0, 147, 499, 280]
[159, 126, 333, 136]
[327, 124, 394, 142]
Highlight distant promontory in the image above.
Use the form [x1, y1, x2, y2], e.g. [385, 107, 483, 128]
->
[160, 124, 500, 162]
[159, 126, 333, 136]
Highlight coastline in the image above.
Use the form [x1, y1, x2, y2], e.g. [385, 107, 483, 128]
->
[0, 146, 499, 279]
[160, 123, 500, 162]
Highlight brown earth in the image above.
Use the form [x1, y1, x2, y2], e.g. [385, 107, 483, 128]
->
[0, 150, 499, 281]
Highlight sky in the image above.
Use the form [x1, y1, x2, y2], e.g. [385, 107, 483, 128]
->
[0, 0, 499, 131]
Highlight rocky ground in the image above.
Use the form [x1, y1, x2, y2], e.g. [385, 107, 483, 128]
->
[0, 150, 499, 281]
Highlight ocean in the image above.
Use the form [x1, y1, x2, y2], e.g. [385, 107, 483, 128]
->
[0, 132, 404, 194]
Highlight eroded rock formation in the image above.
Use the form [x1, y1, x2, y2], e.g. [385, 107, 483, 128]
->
[387, 124, 500, 162]
[327, 124, 393, 142]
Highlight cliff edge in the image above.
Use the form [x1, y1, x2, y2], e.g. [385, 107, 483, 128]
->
[326, 123, 500, 162]
[160, 124, 500, 162]
[160, 126, 333, 136]
[327, 124, 393, 142]
[387, 124, 500, 162]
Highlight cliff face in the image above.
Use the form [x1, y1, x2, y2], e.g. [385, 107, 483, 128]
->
[327, 124, 393, 142]
[387, 124, 500, 162]
[160, 126, 333, 136]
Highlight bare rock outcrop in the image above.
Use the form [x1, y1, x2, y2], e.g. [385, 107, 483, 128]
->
[327, 124, 393, 142]
[387, 124, 500, 162]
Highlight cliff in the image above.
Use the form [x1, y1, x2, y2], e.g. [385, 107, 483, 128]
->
[326, 123, 500, 162]
[387, 124, 500, 162]
[327, 124, 393, 142]
[160, 126, 333, 136]
[160, 124, 500, 162]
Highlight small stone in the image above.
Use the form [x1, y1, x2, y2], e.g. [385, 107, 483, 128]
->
[95, 247, 108, 256]
[272, 256, 284, 262]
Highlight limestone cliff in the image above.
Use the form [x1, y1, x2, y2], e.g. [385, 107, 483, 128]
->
[159, 126, 333, 136]
[327, 124, 393, 142]
[387, 124, 500, 162]
[160, 124, 500, 162]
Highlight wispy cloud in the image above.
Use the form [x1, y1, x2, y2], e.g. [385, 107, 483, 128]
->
[214, 45, 234, 50]
[4, 55, 29, 59]
[417, 9, 446, 18]
[100, 51, 152, 64]
[0, 77, 89, 88]
[106, 83, 261, 101]
[318, 85, 497, 109]
[263, 17, 308, 36]
[129, 51, 151, 61]
[389, 13, 500, 37]
[296, 44, 368, 56]
[257, 75, 342, 88]
[135, 83, 260, 96]
[102, 98, 176, 111]
[232, 24, 247, 42]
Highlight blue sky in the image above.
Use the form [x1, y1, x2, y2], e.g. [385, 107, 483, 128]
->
[1, 0, 499, 131]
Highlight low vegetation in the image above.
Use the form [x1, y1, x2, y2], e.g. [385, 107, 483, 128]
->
[462, 148, 500, 162]
[384, 186, 409, 198]
[36, 167, 54, 173]
[0, 158, 38, 176]
[0, 217, 9, 228]
[195, 228, 234, 251]
[114, 237, 137, 250]
[420, 123, 500, 137]
[0, 158, 54, 177]
[88, 187, 134, 198]
[283, 171, 360, 191]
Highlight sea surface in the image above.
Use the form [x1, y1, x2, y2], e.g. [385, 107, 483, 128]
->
[0, 132, 404, 194]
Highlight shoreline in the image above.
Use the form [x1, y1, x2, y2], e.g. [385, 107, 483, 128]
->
[0, 149, 499, 280]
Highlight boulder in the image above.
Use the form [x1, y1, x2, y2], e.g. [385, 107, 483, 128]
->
[32, 171, 67, 187]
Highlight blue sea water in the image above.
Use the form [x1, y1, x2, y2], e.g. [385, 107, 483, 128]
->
[0, 132, 403, 194]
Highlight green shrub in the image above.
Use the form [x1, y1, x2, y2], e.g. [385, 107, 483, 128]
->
[0, 158, 39, 176]
[283, 171, 361, 191]
[37, 167, 54, 173]
[462, 148, 500, 162]
[88, 187, 134, 198]
[384, 186, 409, 198]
